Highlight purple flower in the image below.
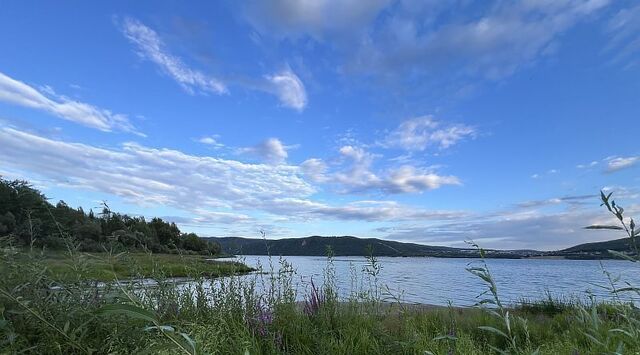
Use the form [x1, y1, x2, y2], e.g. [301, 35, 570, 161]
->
[247, 300, 273, 337]
[303, 278, 325, 316]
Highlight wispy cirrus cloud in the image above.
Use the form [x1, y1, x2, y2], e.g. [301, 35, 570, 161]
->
[531, 169, 558, 179]
[605, 3, 640, 68]
[377, 201, 638, 251]
[377, 188, 640, 250]
[606, 155, 639, 172]
[0, 126, 458, 227]
[118, 17, 308, 111]
[119, 17, 227, 95]
[382, 115, 476, 152]
[265, 198, 466, 222]
[245, 0, 391, 40]
[515, 194, 597, 209]
[245, 0, 612, 83]
[577, 161, 599, 169]
[360, 0, 611, 79]
[0, 71, 141, 135]
[574, 155, 638, 173]
[197, 135, 225, 149]
[0, 125, 310, 218]
[377, 210, 601, 250]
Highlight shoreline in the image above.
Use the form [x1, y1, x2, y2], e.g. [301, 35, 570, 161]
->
[230, 253, 625, 261]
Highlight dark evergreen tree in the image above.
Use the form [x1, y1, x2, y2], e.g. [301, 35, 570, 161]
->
[0, 177, 222, 255]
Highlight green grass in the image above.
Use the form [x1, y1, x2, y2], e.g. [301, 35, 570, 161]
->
[2, 186, 640, 354]
[4, 190, 640, 353]
[2, 245, 639, 354]
[0, 249, 254, 282]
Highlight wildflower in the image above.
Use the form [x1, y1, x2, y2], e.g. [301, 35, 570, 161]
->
[303, 278, 324, 316]
[247, 300, 273, 337]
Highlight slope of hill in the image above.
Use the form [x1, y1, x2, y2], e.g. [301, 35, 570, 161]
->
[560, 237, 633, 253]
[210, 235, 638, 260]
[210, 236, 541, 258]
[550, 237, 637, 259]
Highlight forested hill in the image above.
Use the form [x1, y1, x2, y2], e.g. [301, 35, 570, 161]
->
[210, 236, 540, 258]
[0, 178, 221, 254]
[213, 235, 460, 257]
[3, 177, 633, 259]
[558, 237, 635, 254]
[212, 235, 637, 259]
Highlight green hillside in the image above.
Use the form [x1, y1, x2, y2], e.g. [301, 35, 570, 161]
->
[211, 236, 539, 258]
[212, 234, 638, 259]
[561, 237, 632, 253]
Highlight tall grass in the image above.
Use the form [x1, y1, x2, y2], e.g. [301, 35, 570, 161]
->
[0, 191, 639, 354]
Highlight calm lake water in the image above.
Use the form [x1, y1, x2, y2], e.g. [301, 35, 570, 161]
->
[231, 255, 640, 307]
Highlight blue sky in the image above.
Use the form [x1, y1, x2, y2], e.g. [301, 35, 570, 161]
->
[0, 0, 639, 250]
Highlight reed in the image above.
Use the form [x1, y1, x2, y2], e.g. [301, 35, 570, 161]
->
[0, 191, 639, 354]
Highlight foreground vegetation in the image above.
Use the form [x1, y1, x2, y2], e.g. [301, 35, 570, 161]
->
[0, 249, 253, 282]
[1, 243, 639, 354]
[0, 191, 639, 354]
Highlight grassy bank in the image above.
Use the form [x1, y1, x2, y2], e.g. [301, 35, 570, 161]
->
[0, 249, 254, 282]
[1, 192, 640, 354]
[1, 244, 639, 354]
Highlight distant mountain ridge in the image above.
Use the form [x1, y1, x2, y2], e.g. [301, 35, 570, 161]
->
[557, 237, 635, 255]
[210, 236, 540, 258]
[213, 235, 464, 257]
[209, 235, 636, 260]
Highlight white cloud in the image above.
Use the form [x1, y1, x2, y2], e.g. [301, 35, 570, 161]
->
[162, 210, 252, 226]
[119, 17, 308, 111]
[352, 0, 611, 79]
[333, 145, 380, 189]
[0, 71, 140, 134]
[601, 186, 640, 200]
[606, 156, 640, 172]
[246, 1, 612, 82]
[264, 69, 308, 111]
[378, 200, 635, 250]
[240, 138, 290, 165]
[300, 158, 328, 183]
[377, 187, 640, 250]
[189, 209, 252, 224]
[516, 194, 596, 209]
[263, 198, 466, 222]
[245, 0, 391, 40]
[530, 169, 559, 179]
[197, 135, 224, 149]
[577, 161, 599, 169]
[379, 211, 595, 250]
[383, 165, 460, 193]
[309, 145, 461, 194]
[605, 4, 640, 68]
[383, 115, 476, 151]
[120, 17, 227, 95]
[574, 156, 639, 173]
[0, 126, 466, 226]
[0, 126, 311, 219]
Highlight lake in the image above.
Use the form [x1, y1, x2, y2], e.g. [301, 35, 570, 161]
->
[232, 255, 640, 307]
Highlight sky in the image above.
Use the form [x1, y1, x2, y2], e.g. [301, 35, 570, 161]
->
[0, 0, 639, 250]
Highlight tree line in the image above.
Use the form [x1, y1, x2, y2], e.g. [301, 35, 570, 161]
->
[0, 178, 221, 254]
